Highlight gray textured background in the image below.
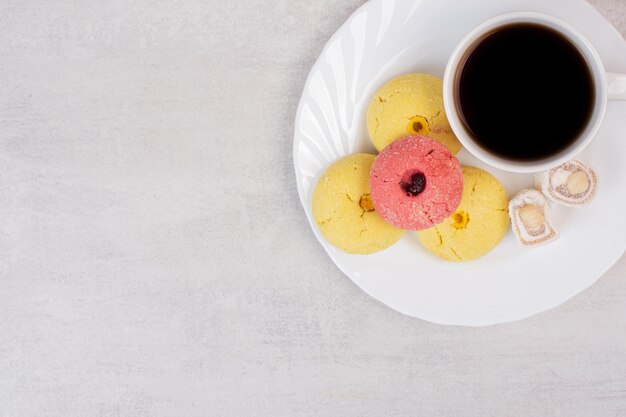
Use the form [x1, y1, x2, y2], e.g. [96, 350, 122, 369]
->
[1, 1, 625, 416]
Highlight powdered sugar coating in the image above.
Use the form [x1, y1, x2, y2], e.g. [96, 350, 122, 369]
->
[535, 159, 598, 207]
[370, 135, 463, 231]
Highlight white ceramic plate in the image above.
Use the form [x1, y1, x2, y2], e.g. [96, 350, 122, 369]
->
[293, 0, 626, 326]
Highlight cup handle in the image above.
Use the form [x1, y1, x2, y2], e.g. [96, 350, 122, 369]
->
[607, 72, 626, 100]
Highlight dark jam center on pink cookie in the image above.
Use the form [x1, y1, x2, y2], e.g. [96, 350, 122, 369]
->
[401, 172, 427, 197]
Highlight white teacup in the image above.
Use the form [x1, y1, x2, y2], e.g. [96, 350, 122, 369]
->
[443, 12, 626, 174]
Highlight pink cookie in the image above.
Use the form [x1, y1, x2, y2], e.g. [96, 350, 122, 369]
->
[370, 135, 463, 231]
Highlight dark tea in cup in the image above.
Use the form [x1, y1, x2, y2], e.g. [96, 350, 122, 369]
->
[455, 23, 595, 161]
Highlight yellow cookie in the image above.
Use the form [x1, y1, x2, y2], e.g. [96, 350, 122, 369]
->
[367, 73, 462, 154]
[417, 167, 509, 262]
[312, 154, 404, 254]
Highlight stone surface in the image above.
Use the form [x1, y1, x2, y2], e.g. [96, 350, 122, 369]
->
[0, 1, 625, 416]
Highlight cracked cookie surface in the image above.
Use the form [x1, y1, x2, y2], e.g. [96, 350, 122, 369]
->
[312, 154, 404, 254]
[370, 136, 463, 231]
[417, 166, 509, 262]
[366, 73, 462, 154]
